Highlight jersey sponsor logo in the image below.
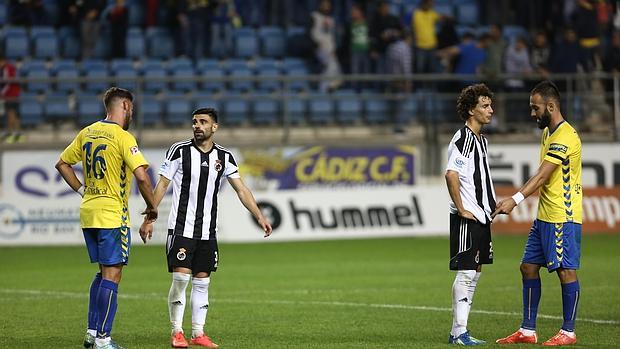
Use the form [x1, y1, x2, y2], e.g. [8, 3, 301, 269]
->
[214, 159, 222, 172]
[454, 157, 466, 169]
[549, 143, 568, 154]
[201, 161, 209, 167]
[160, 161, 169, 172]
[130, 146, 140, 155]
[176, 248, 187, 261]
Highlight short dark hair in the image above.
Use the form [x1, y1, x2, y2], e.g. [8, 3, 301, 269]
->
[531, 80, 561, 104]
[103, 87, 133, 110]
[456, 83, 493, 121]
[192, 107, 218, 122]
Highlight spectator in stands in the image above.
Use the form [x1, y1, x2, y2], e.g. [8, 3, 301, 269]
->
[385, 28, 412, 132]
[550, 28, 583, 75]
[438, 33, 489, 90]
[504, 36, 533, 91]
[310, 0, 342, 92]
[187, 0, 216, 59]
[347, 3, 370, 90]
[369, 1, 404, 76]
[604, 30, 620, 72]
[78, 0, 105, 59]
[531, 31, 551, 77]
[412, 0, 444, 74]
[0, 53, 22, 143]
[481, 24, 506, 86]
[211, 0, 242, 59]
[573, 0, 601, 71]
[103, 0, 130, 58]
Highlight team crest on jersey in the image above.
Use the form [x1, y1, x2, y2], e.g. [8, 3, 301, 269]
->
[130, 146, 140, 155]
[177, 248, 187, 261]
[214, 159, 223, 172]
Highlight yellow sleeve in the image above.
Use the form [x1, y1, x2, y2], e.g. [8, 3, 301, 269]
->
[60, 130, 83, 165]
[544, 133, 570, 165]
[120, 131, 148, 172]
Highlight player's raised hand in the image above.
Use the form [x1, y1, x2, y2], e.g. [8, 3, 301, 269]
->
[139, 221, 153, 244]
[491, 198, 517, 218]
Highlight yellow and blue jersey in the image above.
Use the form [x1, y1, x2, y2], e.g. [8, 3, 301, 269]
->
[60, 120, 148, 228]
[537, 121, 582, 224]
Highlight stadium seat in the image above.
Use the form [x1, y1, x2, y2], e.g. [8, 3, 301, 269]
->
[169, 57, 193, 70]
[170, 65, 196, 92]
[19, 93, 44, 127]
[128, 2, 144, 26]
[29, 26, 55, 38]
[199, 66, 225, 93]
[282, 57, 306, 70]
[146, 27, 174, 59]
[221, 95, 249, 125]
[45, 92, 74, 121]
[233, 27, 258, 58]
[92, 31, 111, 58]
[400, 95, 419, 124]
[259, 26, 285, 58]
[284, 66, 310, 92]
[114, 65, 139, 91]
[256, 66, 281, 92]
[503, 25, 529, 43]
[283, 95, 306, 124]
[228, 65, 253, 92]
[136, 94, 162, 126]
[335, 90, 362, 124]
[254, 58, 278, 71]
[110, 58, 134, 71]
[24, 66, 50, 93]
[308, 93, 334, 124]
[0, 4, 6, 26]
[252, 95, 279, 124]
[19, 59, 47, 76]
[196, 58, 220, 72]
[126, 27, 145, 59]
[32, 33, 59, 59]
[55, 65, 80, 93]
[164, 92, 192, 125]
[4, 31, 29, 59]
[434, 3, 454, 17]
[141, 60, 167, 92]
[191, 92, 219, 111]
[456, 1, 478, 26]
[364, 96, 390, 123]
[77, 94, 105, 126]
[82, 61, 109, 93]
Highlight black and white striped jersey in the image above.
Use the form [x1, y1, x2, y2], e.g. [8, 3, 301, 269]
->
[446, 126, 497, 224]
[159, 140, 240, 240]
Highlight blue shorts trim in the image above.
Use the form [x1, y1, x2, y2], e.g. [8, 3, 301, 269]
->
[83, 227, 131, 266]
[522, 219, 581, 272]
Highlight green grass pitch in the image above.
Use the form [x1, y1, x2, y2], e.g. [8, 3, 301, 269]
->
[1, 235, 618, 348]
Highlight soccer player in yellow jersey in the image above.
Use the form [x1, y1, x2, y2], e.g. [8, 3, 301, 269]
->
[493, 81, 582, 346]
[55, 87, 158, 349]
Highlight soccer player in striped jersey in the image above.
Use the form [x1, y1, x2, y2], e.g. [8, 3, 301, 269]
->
[139, 107, 272, 348]
[445, 83, 497, 346]
[494, 81, 582, 346]
[56, 87, 158, 349]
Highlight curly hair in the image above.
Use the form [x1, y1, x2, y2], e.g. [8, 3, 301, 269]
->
[456, 83, 493, 121]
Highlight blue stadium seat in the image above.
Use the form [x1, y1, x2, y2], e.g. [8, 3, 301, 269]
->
[221, 95, 249, 125]
[30, 26, 55, 38]
[128, 3, 144, 26]
[285, 66, 310, 92]
[126, 27, 145, 59]
[92, 34, 111, 58]
[170, 65, 196, 92]
[142, 60, 167, 92]
[456, 1, 478, 26]
[110, 58, 133, 71]
[45, 92, 74, 121]
[4, 31, 29, 59]
[199, 66, 225, 93]
[228, 66, 253, 92]
[0, 4, 6, 26]
[256, 67, 281, 92]
[4, 27, 27, 37]
[164, 92, 192, 125]
[19, 59, 47, 76]
[283, 95, 306, 124]
[364, 97, 390, 123]
[24, 66, 50, 93]
[146, 27, 174, 59]
[254, 58, 278, 71]
[55, 65, 80, 92]
[308, 94, 334, 124]
[137, 94, 162, 126]
[400, 96, 419, 124]
[169, 57, 193, 70]
[282, 57, 306, 70]
[58, 26, 80, 59]
[196, 58, 220, 72]
[252, 96, 279, 124]
[259, 26, 285, 58]
[32, 33, 59, 59]
[191, 92, 219, 111]
[19, 93, 44, 127]
[114, 65, 138, 91]
[233, 27, 258, 58]
[503, 25, 529, 43]
[434, 3, 454, 17]
[77, 94, 105, 126]
[335, 90, 362, 124]
[82, 61, 109, 93]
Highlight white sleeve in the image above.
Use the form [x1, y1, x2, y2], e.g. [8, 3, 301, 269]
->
[159, 148, 181, 180]
[445, 143, 469, 174]
[224, 152, 240, 178]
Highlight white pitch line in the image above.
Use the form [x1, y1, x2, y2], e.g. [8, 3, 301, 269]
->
[1, 288, 618, 326]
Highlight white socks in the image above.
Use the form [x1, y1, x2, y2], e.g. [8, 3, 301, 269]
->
[451, 270, 478, 337]
[191, 277, 211, 338]
[169, 272, 190, 334]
